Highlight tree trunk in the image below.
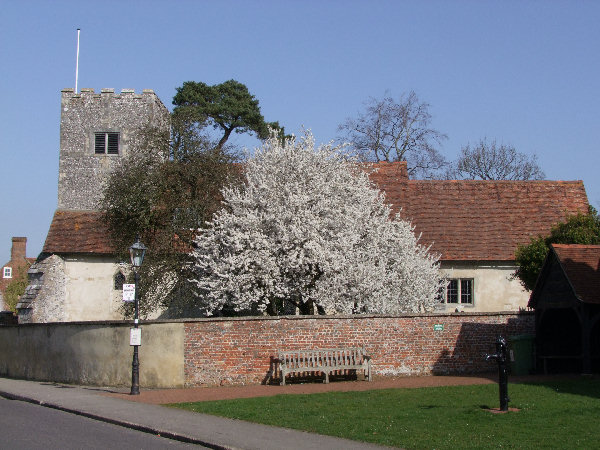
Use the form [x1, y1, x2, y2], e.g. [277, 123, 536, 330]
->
[267, 298, 278, 316]
[216, 127, 234, 150]
[298, 301, 313, 315]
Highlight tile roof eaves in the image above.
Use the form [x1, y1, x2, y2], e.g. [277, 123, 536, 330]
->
[43, 209, 115, 255]
[441, 256, 516, 262]
[55, 251, 115, 257]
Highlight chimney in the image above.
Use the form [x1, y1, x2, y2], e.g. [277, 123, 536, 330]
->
[10, 237, 27, 262]
[368, 160, 409, 188]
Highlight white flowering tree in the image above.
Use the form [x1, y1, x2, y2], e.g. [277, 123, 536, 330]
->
[190, 131, 443, 316]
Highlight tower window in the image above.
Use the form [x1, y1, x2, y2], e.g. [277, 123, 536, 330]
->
[95, 132, 120, 155]
[3, 267, 11, 278]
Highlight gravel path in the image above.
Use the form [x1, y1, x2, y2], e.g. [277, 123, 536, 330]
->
[105, 373, 571, 405]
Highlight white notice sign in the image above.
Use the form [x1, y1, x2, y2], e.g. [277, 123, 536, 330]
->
[130, 328, 141, 346]
[123, 284, 135, 302]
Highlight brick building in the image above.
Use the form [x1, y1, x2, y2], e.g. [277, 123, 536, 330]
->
[1, 237, 34, 310]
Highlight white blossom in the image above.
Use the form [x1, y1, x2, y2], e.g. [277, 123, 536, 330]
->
[190, 131, 443, 315]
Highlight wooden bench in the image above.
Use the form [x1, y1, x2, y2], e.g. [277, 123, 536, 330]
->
[278, 348, 372, 385]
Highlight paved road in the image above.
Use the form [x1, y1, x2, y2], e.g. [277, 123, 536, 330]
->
[0, 397, 206, 449]
[0, 376, 405, 449]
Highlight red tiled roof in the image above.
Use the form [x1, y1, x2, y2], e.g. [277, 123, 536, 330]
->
[42, 162, 589, 261]
[43, 210, 114, 254]
[370, 162, 589, 261]
[1, 257, 34, 268]
[550, 244, 600, 304]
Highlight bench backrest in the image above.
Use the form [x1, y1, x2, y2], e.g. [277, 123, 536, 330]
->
[278, 348, 368, 369]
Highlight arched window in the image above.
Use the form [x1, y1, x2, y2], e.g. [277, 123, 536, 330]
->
[114, 271, 126, 290]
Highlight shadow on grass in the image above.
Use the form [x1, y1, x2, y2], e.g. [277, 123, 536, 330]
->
[515, 375, 600, 400]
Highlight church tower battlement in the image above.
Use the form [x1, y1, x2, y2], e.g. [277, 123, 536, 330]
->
[57, 88, 169, 210]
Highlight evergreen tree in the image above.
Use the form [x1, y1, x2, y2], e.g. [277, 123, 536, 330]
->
[514, 206, 600, 291]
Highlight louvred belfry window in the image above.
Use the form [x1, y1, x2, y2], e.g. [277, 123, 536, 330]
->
[95, 132, 119, 154]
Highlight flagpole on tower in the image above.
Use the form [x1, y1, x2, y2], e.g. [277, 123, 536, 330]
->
[75, 28, 80, 93]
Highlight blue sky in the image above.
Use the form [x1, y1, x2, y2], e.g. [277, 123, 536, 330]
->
[1, 0, 599, 263]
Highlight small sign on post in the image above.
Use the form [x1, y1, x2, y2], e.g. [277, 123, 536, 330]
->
[130, 328, 141, 346]
[123, 284, 135, 302]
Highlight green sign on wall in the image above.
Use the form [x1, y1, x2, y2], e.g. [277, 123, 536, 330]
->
[433, 324, 444, 331]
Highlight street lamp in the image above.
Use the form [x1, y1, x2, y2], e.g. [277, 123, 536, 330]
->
[129, 235, 146, 395]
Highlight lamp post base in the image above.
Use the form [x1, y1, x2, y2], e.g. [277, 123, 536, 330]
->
[130, 344, 140, 395]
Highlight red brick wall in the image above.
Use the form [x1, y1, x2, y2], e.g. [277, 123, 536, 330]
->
[184, 312, 534, 386]
[1, 237, 32, 309]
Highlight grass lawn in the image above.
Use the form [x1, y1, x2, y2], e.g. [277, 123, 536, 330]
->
[170, 378, 600, 449]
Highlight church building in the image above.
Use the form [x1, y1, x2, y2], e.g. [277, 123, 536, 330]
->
[17, 88, 589, 322]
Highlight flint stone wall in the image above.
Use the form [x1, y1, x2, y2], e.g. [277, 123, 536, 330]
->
[17, 254, 67, 323]
[58, 88, 169, 210]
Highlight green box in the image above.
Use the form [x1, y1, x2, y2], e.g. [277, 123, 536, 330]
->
[509, 334, 535, 375]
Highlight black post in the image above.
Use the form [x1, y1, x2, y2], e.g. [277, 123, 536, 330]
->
[130, 270, 140, 395]
[485, 335, 509, 411]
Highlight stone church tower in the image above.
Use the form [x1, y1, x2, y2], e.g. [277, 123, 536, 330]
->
[18, 88, 169, 323]
[58, 88, 169, 210]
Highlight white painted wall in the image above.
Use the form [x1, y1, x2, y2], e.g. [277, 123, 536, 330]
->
[26, 256, 531, 322]
[22, 254, 172, 323]
[62, 256, 127, 321]
[438, 261, 530, 313]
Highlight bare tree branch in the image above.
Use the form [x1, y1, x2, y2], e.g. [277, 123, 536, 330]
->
[447, 138, 545, 180]
[338, 91, 447, 178]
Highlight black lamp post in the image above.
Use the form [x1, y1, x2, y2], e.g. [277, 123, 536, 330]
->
[129, 235, 146, 395]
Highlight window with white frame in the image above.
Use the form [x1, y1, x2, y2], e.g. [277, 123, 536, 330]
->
[94, 132, 120, 155]
[441, 278, 473, 305]
[3, 267, 12, 278]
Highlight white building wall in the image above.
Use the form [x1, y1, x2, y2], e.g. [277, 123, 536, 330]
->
[62, 256, 126, 321]
[438, 261, 530, 313]
[20, 254, 172, 323]
[22, 256, 531, 322]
